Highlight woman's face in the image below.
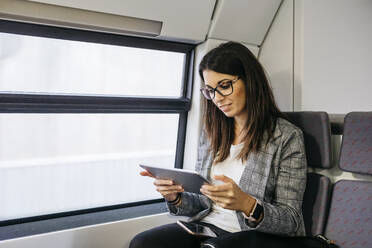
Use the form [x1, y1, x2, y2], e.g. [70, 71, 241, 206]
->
[202, 70, 247, 119]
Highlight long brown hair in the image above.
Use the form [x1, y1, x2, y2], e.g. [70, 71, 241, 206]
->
[199, 41, 283, 163]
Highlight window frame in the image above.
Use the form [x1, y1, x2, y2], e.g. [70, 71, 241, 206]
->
[0, 19, 195, 240]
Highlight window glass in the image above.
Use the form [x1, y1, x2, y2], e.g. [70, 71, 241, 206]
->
[0, 32, 185, 97]
[0, 114, 178, 221]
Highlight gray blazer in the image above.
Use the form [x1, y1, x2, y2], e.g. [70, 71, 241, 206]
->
[168, 118, 307, 236]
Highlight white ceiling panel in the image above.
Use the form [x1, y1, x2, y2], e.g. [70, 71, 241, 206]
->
[22, 0, 216, 43]
[208, 0, 282, 46]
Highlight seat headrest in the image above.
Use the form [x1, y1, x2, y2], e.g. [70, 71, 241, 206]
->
[284, 112, 332, 169]
[339, 112, 372, 175]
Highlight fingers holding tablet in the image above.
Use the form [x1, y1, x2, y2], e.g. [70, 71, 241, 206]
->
[155, 184, 184, 201]
[139, 170, 154, 178]
[140, 168, 184, 201]
[153, 179, 184, 198]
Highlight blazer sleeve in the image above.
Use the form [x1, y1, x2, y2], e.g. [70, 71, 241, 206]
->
[167, 130, 211, 216]
[167, 192, 210, 217]
[252, 128, 307, 236]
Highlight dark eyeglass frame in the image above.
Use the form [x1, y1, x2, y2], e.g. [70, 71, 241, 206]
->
[200, 76, 240, 100]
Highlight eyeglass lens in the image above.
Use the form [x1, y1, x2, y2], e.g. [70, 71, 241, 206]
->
[202, 80, 234, 99]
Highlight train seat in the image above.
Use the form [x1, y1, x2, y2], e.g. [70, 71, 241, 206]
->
[200, 112, 333, 248]
[285, 111, 332, 236]
[324, 112, 372, 248]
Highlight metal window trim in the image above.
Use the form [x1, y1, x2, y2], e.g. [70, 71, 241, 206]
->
[174, 48, 194, 168]
[0, 94, 191, 113]
[0, 19, 194, 53]
[0, 199, 164, 226]
[0, 200, 168, 241]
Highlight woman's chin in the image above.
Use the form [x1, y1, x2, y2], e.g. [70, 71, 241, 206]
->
[221, 110, 234, 118]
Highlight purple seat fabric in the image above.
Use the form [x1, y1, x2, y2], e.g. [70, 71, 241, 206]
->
[302, 173, 331, 236]
[324, 112, 372, 248]
[324, 180, 372, 248]
[339, 112, 372, 175]
[285, 111, 332, 169]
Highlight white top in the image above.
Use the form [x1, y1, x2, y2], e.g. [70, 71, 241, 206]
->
[201, 143, 246, 233]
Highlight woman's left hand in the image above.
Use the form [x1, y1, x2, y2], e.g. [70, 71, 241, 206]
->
[200, 175, 256, 216]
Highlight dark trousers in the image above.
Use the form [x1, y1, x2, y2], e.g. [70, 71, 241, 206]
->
[129, 223, 314, 248]
[129, 223, 209, 248]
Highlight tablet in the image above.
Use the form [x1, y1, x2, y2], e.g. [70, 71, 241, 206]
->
[139, 164, 211, 194]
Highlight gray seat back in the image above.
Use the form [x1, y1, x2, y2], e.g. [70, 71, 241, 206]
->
[285, 112, 332, 236]
[285, 111, 332, 169]
[302, 173, 331, 236]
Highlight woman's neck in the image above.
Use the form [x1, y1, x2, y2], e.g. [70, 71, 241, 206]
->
[233, 115, 248, 145]
[234, 112, 247, 131]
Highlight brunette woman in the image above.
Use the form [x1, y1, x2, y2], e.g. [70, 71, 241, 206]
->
[130, 41, 307, 248]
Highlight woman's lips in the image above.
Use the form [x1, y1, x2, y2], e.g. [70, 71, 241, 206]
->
[219, 104, 231, 112]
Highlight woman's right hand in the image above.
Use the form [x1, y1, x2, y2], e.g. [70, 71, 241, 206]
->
[140, 170, 184, 202]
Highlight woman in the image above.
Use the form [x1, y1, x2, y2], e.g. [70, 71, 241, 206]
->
[130, 41, 307, 248]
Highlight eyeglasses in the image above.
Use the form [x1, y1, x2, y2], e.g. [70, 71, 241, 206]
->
[200, 77, 240, 100]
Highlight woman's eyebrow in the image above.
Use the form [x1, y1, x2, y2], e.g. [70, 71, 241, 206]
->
[205, 78, 233, 87]
[217, 78, 233, 84]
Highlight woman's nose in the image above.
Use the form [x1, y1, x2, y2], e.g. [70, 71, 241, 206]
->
[213, 91, 225, 103]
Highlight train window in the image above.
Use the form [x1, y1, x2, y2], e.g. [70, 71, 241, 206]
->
[0, 19, 194, 237]
[0, 32, 184, 97]
[0, 114, 178, 221]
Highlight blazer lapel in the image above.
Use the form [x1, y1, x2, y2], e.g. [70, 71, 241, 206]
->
[238, 125, 282, 199]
